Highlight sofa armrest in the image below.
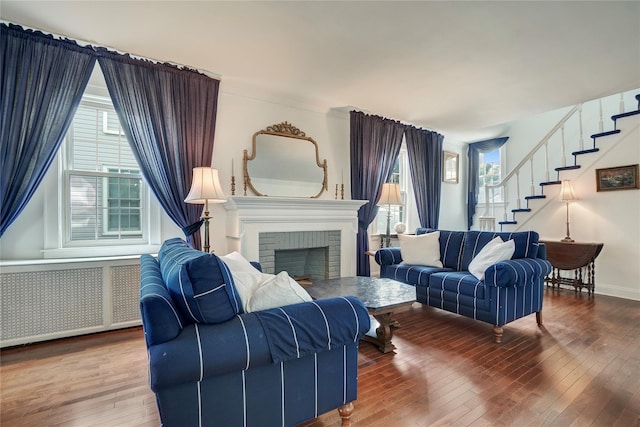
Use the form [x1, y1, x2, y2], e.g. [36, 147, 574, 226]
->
[255, 296, 371, 363]
[483, 258, 553, 288]
[148, 296, 371, 390]
[536, 242, 548, 260]
[140, 254, 184, 347]
[375, 247, 403, 266]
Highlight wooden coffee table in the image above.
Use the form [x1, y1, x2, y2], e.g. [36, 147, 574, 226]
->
[306, 277, 416, 353]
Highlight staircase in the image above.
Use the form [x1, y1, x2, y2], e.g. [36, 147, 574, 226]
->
[480, 90, 640, 231]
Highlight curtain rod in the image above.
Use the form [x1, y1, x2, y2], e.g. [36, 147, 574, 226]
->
[1, 20, 222, 80]
[348, 107, 443, 135]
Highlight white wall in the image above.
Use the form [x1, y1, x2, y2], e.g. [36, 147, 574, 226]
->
[438, 139, 468, 231]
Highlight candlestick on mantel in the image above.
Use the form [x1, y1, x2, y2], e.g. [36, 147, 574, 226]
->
[231, 158, 235, 195]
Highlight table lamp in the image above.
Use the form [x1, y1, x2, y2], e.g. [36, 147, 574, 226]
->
[185, 167, 227, 253]
[377, 183, 403, 248]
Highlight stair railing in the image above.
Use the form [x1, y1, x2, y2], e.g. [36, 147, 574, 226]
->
[481, 90, 638, 230]
[483, 104, 581, 225]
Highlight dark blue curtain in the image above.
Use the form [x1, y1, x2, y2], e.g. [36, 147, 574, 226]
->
[467, 137, 509, 230]
[350, 111, 405, 276]
[98, 51, 220, 250]
[1, 24, 96, 237]
[405, 126, 444, 229]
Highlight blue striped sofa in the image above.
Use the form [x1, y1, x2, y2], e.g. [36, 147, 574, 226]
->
[140, 238, 370, 427]
[375, 229, 552, 343]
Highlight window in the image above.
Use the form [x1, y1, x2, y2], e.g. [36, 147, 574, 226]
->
[478, 148, 503, 204]
[63, 94, 147, 246]
[371, 143, 417, 234]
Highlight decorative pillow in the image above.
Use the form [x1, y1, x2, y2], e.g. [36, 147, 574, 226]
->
[246, 271, 313, 312]
[468, 237, 515, 280]
[398, 231, 443, 267]
[158, 238, 243, 324]
[220, 251, 263, 311]
[461, 230, 539, 270]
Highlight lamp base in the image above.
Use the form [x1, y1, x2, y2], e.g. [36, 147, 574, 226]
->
[561, 236, 575, 243]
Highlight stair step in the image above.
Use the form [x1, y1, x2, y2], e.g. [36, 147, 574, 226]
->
[498, 221, 517, 225]
[572, 148, 600, 156]
[591, 129, 621, 139]
[555, 165, 581, 172]
[611, 110, 640, 121]
[525, 195, 546, 200]
[540, 181, 561, 186]
[512, 208, 532, 213]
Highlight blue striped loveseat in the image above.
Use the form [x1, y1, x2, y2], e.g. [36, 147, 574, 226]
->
[375, 229, 552, 343]
[140, 238, 370, 426]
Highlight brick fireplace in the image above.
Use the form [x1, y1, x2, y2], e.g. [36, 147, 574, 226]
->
[259, 230, 341, 282]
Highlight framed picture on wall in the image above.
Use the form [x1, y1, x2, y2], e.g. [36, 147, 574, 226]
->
[442, 151, 459, 183]
[595, 164, 639, 192]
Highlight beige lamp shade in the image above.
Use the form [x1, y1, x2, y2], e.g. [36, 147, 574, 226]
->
[185, 167, 227, 204]
[378, 183, 403, 206]
[560, 180, 576, 201]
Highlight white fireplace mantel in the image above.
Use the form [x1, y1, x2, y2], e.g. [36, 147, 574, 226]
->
[224, 196, 367, 277]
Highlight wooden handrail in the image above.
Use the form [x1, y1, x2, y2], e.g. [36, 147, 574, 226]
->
[487, 103, 582, 190]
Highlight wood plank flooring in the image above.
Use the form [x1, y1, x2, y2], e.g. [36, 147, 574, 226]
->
[2, 288, 639, 426]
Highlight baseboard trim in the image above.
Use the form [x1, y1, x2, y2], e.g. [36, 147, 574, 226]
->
[595, 283, 640, 301]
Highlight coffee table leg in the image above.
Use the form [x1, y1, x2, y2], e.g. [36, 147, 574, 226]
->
[363, 312, 396, 353]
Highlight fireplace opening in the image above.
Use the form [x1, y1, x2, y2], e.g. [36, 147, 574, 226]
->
[259, 230, 341, 284]
[275, 247, 328, 285]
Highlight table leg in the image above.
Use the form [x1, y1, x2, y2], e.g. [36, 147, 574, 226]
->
[363, 312, 397, 353]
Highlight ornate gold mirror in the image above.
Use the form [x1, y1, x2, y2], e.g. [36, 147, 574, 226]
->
[243, 122, 328, 198]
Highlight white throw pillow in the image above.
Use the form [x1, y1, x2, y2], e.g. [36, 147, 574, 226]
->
[220, 251, 264, 312]
[468, 237, 515, 280]
[398, 231, 443, 268]
[246, 271, 313, 312]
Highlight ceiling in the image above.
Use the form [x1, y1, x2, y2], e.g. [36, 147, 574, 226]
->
[2, 1, 639, 139]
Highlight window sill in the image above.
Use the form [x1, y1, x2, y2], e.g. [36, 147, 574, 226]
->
[41, 244, 161, 260]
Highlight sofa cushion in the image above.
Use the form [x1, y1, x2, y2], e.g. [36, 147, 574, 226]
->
[398, 231, 443, 267]
[246, 271, 313, 312]
[416, 228, 465, 270]
[468, 237, 515, 280]
[384, 263, 452, 288]
[428, 271, 486, 300]
[158, 238, 243, 324]
[460, 230, 539, 271]
[220, 251, 264, 311]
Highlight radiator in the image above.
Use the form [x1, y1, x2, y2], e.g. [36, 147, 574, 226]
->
[0, 258, 141, 348]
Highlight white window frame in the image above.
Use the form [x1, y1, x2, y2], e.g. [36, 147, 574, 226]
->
[371, 143, 419, 236]
[42, 90, 161, 259]
[477, 145, 506, 207]
[101, 166, 143, 237]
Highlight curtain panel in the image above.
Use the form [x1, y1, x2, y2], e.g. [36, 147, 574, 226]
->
[405, 126, 444, 229]
[467, 137, 509, 230]
[350, 111, 405, 276]
[97, 51, 220, 250]
[0, 23, 96, 237]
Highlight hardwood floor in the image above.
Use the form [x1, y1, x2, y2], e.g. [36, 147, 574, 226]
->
[2, 288, 639, 426]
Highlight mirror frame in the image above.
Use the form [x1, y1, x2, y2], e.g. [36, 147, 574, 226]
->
[442, 150, 459, 184]
[243, 121, 328, 198]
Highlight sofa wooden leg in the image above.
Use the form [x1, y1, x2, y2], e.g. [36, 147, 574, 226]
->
[493, 326, 503, 343]
[536, 311, 543, 326]
[338, 402, 354, 426]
